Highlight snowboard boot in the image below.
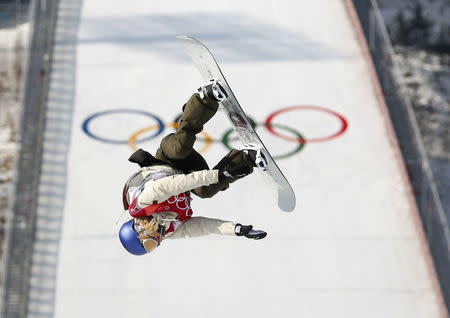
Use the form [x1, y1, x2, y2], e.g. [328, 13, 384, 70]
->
[198, 78, 230, 102]
[244, 148, 268, 171]
[235, 224, 267, 240]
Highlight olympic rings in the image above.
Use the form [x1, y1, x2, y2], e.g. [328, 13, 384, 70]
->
[167, 193, 191, 211]
[222, 123, 305, 160]
[82, 109, 164, 144]
[265, 106, 348, 143]
[81, 106, 349, 159]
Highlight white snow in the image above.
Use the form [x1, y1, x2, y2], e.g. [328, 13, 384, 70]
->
[0, 22, 28, 241]
[0, 23, 28, 179]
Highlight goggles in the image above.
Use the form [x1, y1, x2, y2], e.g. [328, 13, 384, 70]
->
[140, 222, 166, 254]
[142, 236, 160, 253]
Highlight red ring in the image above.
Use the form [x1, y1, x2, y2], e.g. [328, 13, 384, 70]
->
[265, 105, 348, 143]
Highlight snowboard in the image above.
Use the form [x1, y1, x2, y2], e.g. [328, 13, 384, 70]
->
[178, 35, 296, 212]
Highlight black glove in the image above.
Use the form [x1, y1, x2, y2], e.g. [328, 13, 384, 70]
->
[217, 155, 253, 181]
[235, 224, 267, 240]
[218, 165, 251, 181]
[218, 163, 252, 181]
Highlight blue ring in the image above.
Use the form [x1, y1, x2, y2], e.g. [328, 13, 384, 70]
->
[82, 109, 165, 144]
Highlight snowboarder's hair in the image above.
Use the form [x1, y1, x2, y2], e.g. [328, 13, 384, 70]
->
[135, 217, 159, 239]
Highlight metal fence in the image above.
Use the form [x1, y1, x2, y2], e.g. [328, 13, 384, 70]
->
[1, 0, 59, 317]
[353, 0, 450, 312]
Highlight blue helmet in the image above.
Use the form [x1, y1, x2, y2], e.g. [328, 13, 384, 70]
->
[119, 219, 147, 255]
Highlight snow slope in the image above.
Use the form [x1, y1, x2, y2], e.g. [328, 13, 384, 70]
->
[26, 0, 446, 317]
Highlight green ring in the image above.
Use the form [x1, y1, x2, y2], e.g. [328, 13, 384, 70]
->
[221, 123, 305, 160]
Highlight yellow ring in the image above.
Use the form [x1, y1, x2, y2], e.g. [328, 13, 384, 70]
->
[128, 123, 213, 154]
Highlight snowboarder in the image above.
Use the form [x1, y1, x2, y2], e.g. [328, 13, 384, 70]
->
[119, 79, 267, 255]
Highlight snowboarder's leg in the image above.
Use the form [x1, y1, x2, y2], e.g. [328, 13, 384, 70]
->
[192, 149, 255, 198]
[155, 93, 219, 171]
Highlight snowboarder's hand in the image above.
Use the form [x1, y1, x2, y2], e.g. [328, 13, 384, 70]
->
[235, 224, 267, 240]
[218, 161, 253, 181]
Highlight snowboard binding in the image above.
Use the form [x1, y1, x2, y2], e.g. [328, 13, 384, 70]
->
[198, 78, 230, 102]
[244, 147, 269, 171]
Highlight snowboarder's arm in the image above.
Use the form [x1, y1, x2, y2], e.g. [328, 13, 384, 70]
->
[167, 217, 236, 239]
[138, 170, 219, 205]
